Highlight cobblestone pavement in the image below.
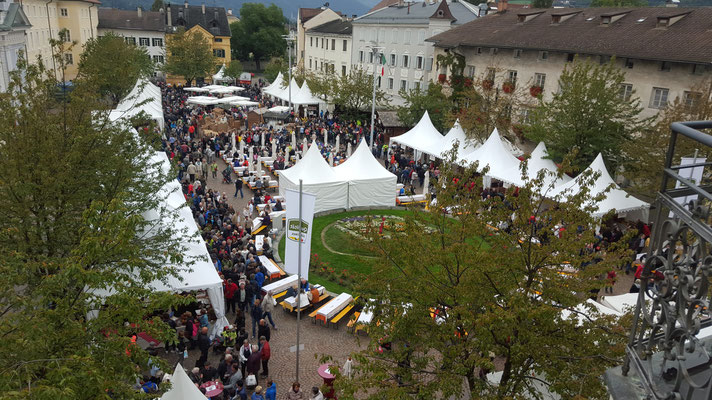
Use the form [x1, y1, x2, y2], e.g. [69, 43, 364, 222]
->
[158, 155, 367, 397]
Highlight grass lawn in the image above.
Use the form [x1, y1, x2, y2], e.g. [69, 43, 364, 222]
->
[278, 209, 413, 293]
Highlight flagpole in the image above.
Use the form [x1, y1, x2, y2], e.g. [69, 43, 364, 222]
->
[296, 179, 303, 383]
[368, 43, 383, 149]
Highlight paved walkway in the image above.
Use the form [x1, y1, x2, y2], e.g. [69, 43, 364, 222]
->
[160, 156, 366, 396]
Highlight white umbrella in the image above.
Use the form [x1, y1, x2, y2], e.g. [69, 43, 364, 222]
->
[239, 136, 244, 155]
[260, 132, 265, 147]
[271, 138, 277, 158]
[302, 137, 307, 150]
[347, 141, 352, 157]
[257, 156, 262, 175]
[231, 132, 236, 151]
[336, 135, 340, 154]
[323, 129, 327, 145]
[423, 170, 430, 195]
[311, 133, 316, 143]
[248, 147, 254, 171]
[329, 152, 334, 166]
[291, 131, 296, 149]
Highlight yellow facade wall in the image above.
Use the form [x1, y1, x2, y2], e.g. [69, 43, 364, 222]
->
[165, 25, 232, 86]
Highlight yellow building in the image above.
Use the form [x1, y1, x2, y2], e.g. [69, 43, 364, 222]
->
[18, 0, 99, 81]
[165, 3, 231, 85]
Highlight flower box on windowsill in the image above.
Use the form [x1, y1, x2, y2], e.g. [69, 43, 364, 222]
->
[529, 85, 543, 97]
[502, 82, 515, 94]
[438, 74, 447, 84]
[482, 79, 494, 90]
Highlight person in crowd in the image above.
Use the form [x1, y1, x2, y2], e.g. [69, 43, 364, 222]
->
[225, 278, 238, 314]
[246, 344, 262, 385]
[201, 361, 218, 383]
[286, 382, 305, 400]
[251, 299, 263, 338]
[251, 385, 265, 400]
[264, 379, 276, 400]
[223, 363, 243, 392]
[309, 387, 324, 400]
[259, 335, 271, 378]
[261, 291, 276, 329]
[258, 319, 271, 342]
[233, 379, 248, 400]
[196, 326, 211, 368]
[238, 338, 252, 378]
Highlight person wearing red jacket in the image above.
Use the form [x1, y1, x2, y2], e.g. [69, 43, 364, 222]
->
[224, 279, 238, 314]
[259, 336, 271, 378]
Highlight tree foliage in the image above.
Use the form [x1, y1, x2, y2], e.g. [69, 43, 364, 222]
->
[532, 0, 554, 7]
[525, 57, 648, 173]
[263, 56, 288, 83]
[397, 84, 451, 132]
[624, 79, 712, 200]
[328, 155, 629, 399]
[150, 0, 164, 12]
[223, 61, 244, 82]
[331, 68, 388, 114]
[164, 28, 216, 85]
[0, 42, 188, 399]
[78, 32, 154, 106]
[590, 0, 646, 6]
[230, 4, 287, 70]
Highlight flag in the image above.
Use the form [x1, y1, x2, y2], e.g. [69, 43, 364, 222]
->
[381, 67, 384, 77]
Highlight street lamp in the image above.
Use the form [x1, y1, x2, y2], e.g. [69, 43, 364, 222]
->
[366, 42, 384, 149]
[282, 33, 296, 116]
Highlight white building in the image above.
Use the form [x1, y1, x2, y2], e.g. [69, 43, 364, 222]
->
[0, 2, 30, 92]
[352, 0, 481, 106]
[297, 7, 344, 69]
[304, 19, 353, 77]
[97, 8, 166, 74]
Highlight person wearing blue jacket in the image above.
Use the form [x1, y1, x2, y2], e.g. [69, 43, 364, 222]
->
[264, 380, 276, 400]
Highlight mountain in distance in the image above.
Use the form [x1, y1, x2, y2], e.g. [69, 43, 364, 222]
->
[99, 0, 382, 20]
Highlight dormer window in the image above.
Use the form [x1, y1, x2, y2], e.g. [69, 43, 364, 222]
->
[600, 12, 628, 26]
[601, 16, 611, 25]
[517, 12, 544, 24]
[551, 11, 579, 24]
[437, 10, 443, 17]
[657, 17, 669, 28]
[656, 13, 689, 28]
[552, 15, 561, 24]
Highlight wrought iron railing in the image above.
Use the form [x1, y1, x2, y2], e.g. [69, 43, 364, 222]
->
[622, 121, 712, 400]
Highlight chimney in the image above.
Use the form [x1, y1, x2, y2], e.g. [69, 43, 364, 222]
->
[184, 2, 188, 8]
[202, 4, 206, 14]
[228, 9, 233, 15]
[167, 4, 172, 26]
[137, 7, 142, 18]
[498, 0, 508, 13]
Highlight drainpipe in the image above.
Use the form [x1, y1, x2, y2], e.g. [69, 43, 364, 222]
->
[88, 2, 95, 38]
[45, 0, 57, 78]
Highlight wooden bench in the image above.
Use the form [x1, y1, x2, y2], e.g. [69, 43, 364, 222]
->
[329, 296, 360, 329]
[346, 311, 361, 332]
[272, 290, 287, 302]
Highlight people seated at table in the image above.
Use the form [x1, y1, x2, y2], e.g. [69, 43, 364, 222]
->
[273, 200, 283, 211]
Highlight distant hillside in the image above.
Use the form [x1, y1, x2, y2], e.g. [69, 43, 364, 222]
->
[98, 0, 381, 20]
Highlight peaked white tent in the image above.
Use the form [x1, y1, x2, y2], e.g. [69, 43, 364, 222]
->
[161, 364, 207, 400]
[291, 81, 321, 105]
[439, 120, 478, 159]
[212, 64, 228, 83]
[279, 142, 348, 213]
[525, 142, 572, 188]
[549, 154, 649, 217]
[460, 128, 524, 187]
[335, 139, 397, 208]
[390, 111, 444, 158]
[111, 79, 164, 130]
[262, 72, 284, 96]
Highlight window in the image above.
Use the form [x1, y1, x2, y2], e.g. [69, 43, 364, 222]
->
[369, 52, 374, 63]
[539, 51, 548, 61]
[476, 47, 483, 55]
[60, 8, 67, 17]
[402, 55, 409, 68]
[508, 70, 518, 85]
[342, 65, 346, 76]
[213, 49, 225, 58]
[64, 30, 71, 42]
[392, 28, 398, 43]
[599, 55, 611, 65]
[486, 67, 496, 81]
[321, 38, 324, 48]
[400, 80, 407, 91]
[388, 77, 394, 90]
[139, 37, 150, 46]
[520, 108, 533, 125]
[566, 53, 575, 62]
[343, 39, 347, 51]
[625, 58, 634, 69]
[619, 84, 633, 101]
[325, 39, 329, 50]
[390, 53, 396, 67]
[513, 49, 522, 59]
[214, 38, 223, 43]
[379, 28, 385, 43]
[684, 91, 701, 110]
[534, 73, 546, 88]
[418, 30, 425, 43]
[693, 64, 707, 75]
[414, 81, 421, 91]
[331, 39, 335, 50]
[152, 55, 164, 63]
[359, 51, 364, 63]
[490, 48, 498, 55]
[660, 61, 671, 72]
[404, 29, 410, 44]
[427, 57, 433, 71]
[310, 37, 313, 47]
[125, 36, 136, 45]
[467, 65, 476, 78]
[649, 87, 669, 109]
[416, 56, 424, 70]
[309, 59, 312, 69]
[377, 76, 382, 87]
[152, 38, 163, 47]
[64, 53, 73, 64]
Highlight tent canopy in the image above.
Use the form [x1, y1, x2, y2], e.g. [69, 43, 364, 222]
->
[212, 64, 227, 83]
[334, 139, 397, 208]
[161, 364, 208, 400]
[112, 79, 164, 129]
[439, 120, 478, 159]
[262, 72, 284, 96]
[550, 154, 649, 217]
[525, 142, 572, 188]
[390, 111, 444, 158]
[291, 81, 321, 105]
[335, 139, 396, 181]
[460, 128, 524, 187]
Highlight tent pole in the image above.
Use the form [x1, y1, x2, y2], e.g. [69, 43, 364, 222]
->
[296, 179, 303, 384]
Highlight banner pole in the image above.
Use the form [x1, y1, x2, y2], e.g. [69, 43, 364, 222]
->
[296, 179, 303, 384]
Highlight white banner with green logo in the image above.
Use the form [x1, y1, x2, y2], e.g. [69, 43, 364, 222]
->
[284, 188, 317, 280]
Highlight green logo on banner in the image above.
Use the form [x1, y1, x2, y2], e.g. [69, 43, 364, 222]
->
[287, 219, 309, 242]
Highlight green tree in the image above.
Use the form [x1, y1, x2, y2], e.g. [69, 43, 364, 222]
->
[223, 61, 244, 82]
[525, 57, 648, 173]
[331, 68, 388, 115]
[263, 56, 288, 83]
[397, 83, 451, 132]
[164, 28, 216, 85]
[624, 79, 712, 200]
[328, 155, 629, 399]
[78, 32, 154, 106]
[307, 70, 339, 103]
[591, 0, 646, 6]
[0, 42, 188, 399]
[230, 4, 287, 70]
[532, 0, 554, 7]
[150, 0, 164, 12]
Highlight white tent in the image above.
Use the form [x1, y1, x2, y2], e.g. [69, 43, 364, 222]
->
[186, 96, 222, 106]
[231, 100, 260, 107]
[272, 77, 302, 103]
[525, 142, 572, 188]
[390, 111, 444, 158]
[279, 142, 348, 213]
[460, 128, 524, 187]
[212, 64, 229, 83]
[599, 293, 641, 314]
[560, 299, 622, 325]
[262, 72, 284, 96]
[550, 154, 649, 217]
[184, 87, 209, 93]
[268, 105, 290, 113]
[439, 120, 478, 159]
[111, 79, 164, 130]
[161, 364, 207, 400]
[291, 81, 321, 105]
[334, 139, 397, 208]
